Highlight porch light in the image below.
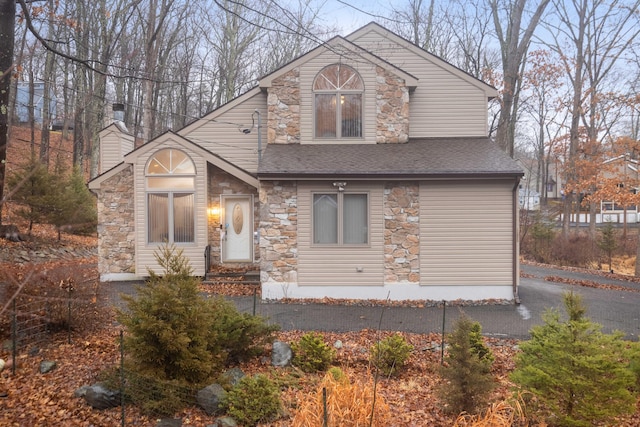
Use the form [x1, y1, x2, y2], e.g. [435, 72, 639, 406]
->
[207, 206, 220, 217]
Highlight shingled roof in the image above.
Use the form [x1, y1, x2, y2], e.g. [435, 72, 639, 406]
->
[258, 137, 523, 179]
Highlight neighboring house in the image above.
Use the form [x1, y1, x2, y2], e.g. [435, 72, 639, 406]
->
[14, 82, 56, 124]
[88, 23, 523, 302]
[519, 187, 540, 211]
[599, 154, 639, 224]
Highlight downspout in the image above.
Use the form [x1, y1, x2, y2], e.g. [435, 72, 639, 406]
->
[254, 109, 262, 163]
[513, 177, 522, 304]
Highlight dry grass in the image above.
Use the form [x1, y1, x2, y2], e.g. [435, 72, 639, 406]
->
[453, 395, 531, 427]
[290, 367, 391, 427]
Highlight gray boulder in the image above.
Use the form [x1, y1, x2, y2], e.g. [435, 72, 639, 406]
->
[156, 419, 182, 427]
[39, 361, 57, 374]
[83, 383, 121, 410]
[220, 367, 245, 387]
[271, 341, 292, 367]
[196, 383, 226, 415]
[207, 417, 238, 427]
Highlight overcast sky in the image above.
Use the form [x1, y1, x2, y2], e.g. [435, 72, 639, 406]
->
[309, 0, 393, 32]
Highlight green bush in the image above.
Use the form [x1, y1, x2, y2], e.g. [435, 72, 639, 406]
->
[511, 292, 637, 426]
[370, 333, 413, 376]
[291, 332, 336, 373]
[118, 244, 277, 386]
[223, 374, 282, 426]
[211, 297, 279, 364]
[438, 314, 494, 415]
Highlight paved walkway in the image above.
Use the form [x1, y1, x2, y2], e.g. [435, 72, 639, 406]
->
[104, 263, 640, 341]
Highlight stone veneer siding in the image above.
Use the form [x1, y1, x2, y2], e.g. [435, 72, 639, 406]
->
[376, 66, 410, 143]
[384, 183, 420, 284]
[95, 165, 135, 276]
[267, 68, 300, 144]
[207, 164, 260, 270]
[259, 181, 298, 283]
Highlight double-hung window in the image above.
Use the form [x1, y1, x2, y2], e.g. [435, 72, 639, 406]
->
[146, 148, 195, 244]
[313, 64, 364, 139]
[313, 192, 368, 245]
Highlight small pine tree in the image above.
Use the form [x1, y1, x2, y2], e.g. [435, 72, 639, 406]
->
[45, 166, 96, 239]
[511, 292, 637, 426]
[438, 314, 495, 415]
[7, 157, 53, 232]
[596, 221, 617, 271]
[118, 244, 221, 383]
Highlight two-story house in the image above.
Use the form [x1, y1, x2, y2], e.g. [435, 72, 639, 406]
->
[88, 22, 523, 302]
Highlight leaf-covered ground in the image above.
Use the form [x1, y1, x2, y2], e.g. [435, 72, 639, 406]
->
[1, 224, 640, 426]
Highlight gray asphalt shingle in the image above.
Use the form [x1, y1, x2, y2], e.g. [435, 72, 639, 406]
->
[258, 137, 523, 178]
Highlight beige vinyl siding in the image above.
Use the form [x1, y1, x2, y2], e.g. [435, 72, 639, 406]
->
[134, 137, 207, 276]
[352, 32, 489, 137]
[99, 126, 133, 173]
[179, 90, 266, 173]
[298, 182, 384, 286]
[420, 180, 513, 286]
[298, 53, 379, 144]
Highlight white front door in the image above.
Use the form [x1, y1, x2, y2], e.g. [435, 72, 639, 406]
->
[222, 196, 253, 262]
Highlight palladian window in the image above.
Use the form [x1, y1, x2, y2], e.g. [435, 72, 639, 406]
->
[313, 64, 364, 139]
[146, 148, 196, 244]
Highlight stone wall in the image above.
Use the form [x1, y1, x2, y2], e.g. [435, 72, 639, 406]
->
[376, 66, 410, 143]
[95, 165, 135, 276]
[207, 164, 260, 270]
[384, 183, 420, 284]
[267, 68, 300, 144]
[259, 181, 298, 284]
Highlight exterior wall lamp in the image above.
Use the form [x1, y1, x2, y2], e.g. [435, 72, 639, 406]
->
[333, 181, 347, 192]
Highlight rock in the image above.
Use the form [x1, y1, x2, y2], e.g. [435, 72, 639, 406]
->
[0, 224, 22, 242]
[271, 341, 292, 367]
[196, 383, 226, 415]
[73, 385, 91, 398]
[334, 340, 343, 349]
[207, 416, 238, 427]
[84, 383, 121, 410]
[39, 361, 57, 374]
[156, 418, 182, 427]
[220, 367, 245, 387]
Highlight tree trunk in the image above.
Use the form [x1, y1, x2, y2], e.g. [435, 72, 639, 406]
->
[0, 0, 16, 223]
[39, 0, 56, 167]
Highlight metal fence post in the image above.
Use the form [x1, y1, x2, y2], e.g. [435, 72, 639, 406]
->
[322, 387, 328, 427]
[120, 330, 125, 427]
[11, 298, 16, 375]
[441, 300, 446, 366]
[253, 288, 257, 316]
[67, 298, 72, 344]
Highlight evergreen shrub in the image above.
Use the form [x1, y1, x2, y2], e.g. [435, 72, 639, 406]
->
[511, 292, 638, 426]
[222, 374, 282, 426]
[369, 333, 413, 376]
[438, 314, 495, 415]
[291, 332, 336, 373]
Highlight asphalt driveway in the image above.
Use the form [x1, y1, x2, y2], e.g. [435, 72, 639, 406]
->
[107, 263, 640, 341]
[231, 263, 640, 340]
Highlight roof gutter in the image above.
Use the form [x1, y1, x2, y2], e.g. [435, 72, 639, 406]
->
[512, 177, 522, 304]
[257, 172, 524, 181]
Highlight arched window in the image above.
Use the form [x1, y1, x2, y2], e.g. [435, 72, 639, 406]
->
[146, 148, 196, 243]
[313, 64, 363, 139]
